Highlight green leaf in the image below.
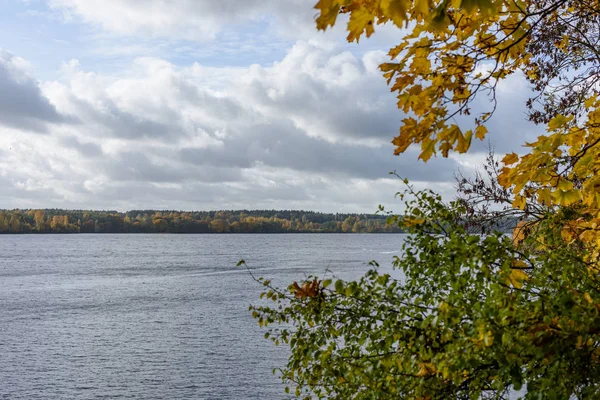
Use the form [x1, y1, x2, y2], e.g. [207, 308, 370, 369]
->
[334, 279, 345, 294]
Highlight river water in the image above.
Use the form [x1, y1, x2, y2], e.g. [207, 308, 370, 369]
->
[0, 234, 405, 399]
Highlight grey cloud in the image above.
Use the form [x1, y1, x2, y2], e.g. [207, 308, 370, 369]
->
[179, 120, 459, 182]
[0, 50, 65, 132]
[102, 110, 175, 140]
[72, 179, 312, 211]
[2, 42, 488, 212]
[64, 95, 182, 140]
[105, 151, 242, 183]
[60, 136, 103, 157]
[0, 174, 81, 209]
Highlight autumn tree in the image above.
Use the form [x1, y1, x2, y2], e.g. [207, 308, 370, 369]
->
[341, 216, 354, 233]
[8, 214, 21, 233]
[250, 1, 600, 399]
[34, 210, 46, 232]
[0, 212, 8, 233]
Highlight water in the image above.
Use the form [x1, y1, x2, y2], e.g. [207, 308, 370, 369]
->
[0, 234, 405, 399]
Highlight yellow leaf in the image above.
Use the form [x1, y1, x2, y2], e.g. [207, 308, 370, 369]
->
[508, 269, 528, 289]
[380, 0, 408, 27]
[346, 6, 375, 42]
[429, 2, 449, 30]
[414, 0, 430, 17]
[314, 0, 341, 30]
[498, 167, 511, 188]
[547, 114, 572, 131]
[475, 125, 488, 140]
[512, 195, 526, 210]
[584, 292, 593, 304]
[561, 226, 575, 243]
[552, 189, 583, 207]
[456, 130, 472, 153]
[557, 179, 574, 191]
[416, 363, 436, 377]
[419, 139, 436, 162]
[512, 222, 527, 246]
[438, 301, 450, 314]
[484, 330, 494, 347]
[404, 217, 426, 226]
[537, 188, 553, 205]
[392, 129, 413, 154]
[580, 230, 596, 243]
[502, 152, 519, 165]
[584, 95, 598, 109]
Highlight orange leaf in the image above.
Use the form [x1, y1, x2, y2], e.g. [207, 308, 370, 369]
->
[293, 279, 320, 299]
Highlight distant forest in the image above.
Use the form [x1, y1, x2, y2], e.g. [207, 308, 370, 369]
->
[0, 209, 405, 234]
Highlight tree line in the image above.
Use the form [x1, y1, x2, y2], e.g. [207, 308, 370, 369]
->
[0, 209, 405, 234]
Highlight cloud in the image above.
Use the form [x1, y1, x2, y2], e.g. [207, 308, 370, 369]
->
[1, 41, 501, 212]
[43, 42, 406, 149]
[0, 49, 65, 132]
[179, 120, 457, 182]
[44, 58, 242, 142]
[103, 151, 243, 184]
[48, 0, 315, 41]
[0, 0, 550, 215]
[237, 42, 397, 144]
[59, 135, 103, 157]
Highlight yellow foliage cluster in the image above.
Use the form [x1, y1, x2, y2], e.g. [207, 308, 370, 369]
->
[499, 98, 600, 261]
[315, 0, 531, 161]
[315, 0, 600, 259]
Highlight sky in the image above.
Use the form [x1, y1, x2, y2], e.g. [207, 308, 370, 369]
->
[0, 0, 544, 212]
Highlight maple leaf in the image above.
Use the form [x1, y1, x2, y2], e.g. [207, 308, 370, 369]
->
[552, 189, 583, 207]
[292, 279, 320, 299]
[502, 152, 519, 165]
[314, 0, 341, 30]
[475, 125, 488, 140]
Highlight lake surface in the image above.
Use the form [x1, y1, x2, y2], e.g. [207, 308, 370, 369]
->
[0, 234, 405, 399]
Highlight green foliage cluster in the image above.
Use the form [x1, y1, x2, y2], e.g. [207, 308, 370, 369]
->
[251, 186, 600, 399]
[0, 209, 403, 234]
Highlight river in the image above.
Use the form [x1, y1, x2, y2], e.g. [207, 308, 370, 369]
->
[0, 234, 405, 399]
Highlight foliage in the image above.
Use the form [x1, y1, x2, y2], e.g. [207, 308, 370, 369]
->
[248, 1, 600, 398]
[315, 0, 598, 161]
[312, 0, 600, 246]
[0, 209, 403, 234]
[250, 184, 600, 399]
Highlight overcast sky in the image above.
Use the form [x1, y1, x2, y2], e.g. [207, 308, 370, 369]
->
[0, 0, 542, 212]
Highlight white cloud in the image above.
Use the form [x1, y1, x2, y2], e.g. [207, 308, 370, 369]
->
[237, 42, 397, 145]
[2, 27, 542, 214]
[0, 41, 469, 211]
[0, 0, 547, 214]
[48, 0, 315, 41]
[43, 41, 403, 148]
